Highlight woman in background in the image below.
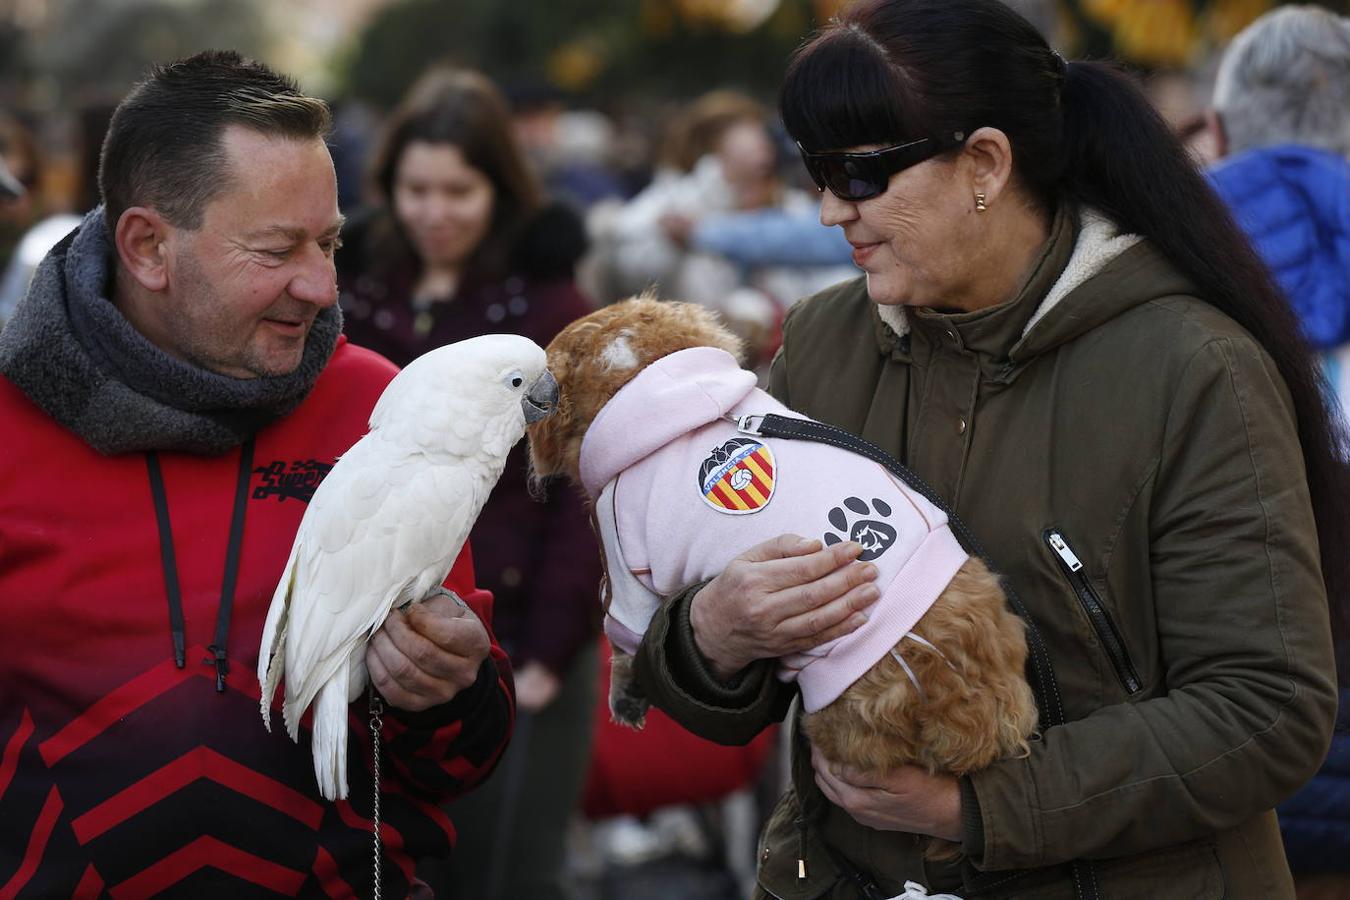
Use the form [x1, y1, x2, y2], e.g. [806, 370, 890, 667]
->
[337, 68, 600, 900]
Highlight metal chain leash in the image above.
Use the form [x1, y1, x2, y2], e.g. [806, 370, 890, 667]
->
[367, 589, 465, 899]
[369, 687, 385, 900]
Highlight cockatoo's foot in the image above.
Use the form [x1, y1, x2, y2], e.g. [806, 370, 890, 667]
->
[608, 650, 649, 729]
[419, 585, 470, 610]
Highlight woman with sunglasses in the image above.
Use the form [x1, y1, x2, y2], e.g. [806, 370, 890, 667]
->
[631, 1, 1346, 897]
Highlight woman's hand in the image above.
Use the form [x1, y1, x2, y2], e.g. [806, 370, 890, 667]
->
[811, 745, 963, 841]
[689, 534, 880, 681]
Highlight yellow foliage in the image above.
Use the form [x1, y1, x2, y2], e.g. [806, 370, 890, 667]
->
[813, 0, 849, 23]
[1116, 0, 1199, 66]
[1079, 0, 1278, 67]
[548, 40, 607, 91]
[641, 0, 677, 37]
[1205, 0, 1274, 42]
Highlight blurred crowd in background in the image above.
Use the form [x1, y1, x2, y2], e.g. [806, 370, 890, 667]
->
[3, 0, 1335, 369]
[1, 1, 1346, 898]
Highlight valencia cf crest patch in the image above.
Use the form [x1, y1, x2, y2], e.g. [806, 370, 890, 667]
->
[698, 438, 776, 514]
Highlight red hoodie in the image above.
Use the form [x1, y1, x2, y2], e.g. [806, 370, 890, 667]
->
[0, 338, 514, 898]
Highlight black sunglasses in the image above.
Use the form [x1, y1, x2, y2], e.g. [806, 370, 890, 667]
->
[797, 132, 968, 201]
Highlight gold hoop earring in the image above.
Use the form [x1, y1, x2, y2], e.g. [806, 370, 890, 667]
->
[975, 192, 988, 212]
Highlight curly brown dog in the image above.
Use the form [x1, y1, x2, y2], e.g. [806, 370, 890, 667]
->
[529, 297, 1036, 859]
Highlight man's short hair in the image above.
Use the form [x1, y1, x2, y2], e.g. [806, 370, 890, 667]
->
[1213, 5, 1350, 158]
[99, 50, 332, 233]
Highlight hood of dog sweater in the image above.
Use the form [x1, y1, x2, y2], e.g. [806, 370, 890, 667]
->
[579, 347, 757, 499]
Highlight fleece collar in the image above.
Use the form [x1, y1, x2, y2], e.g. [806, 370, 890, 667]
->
[0, 207, 342, 456]
[873, 206, 1144, 361]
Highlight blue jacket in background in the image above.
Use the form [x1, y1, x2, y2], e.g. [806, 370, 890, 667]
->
[690, 207, 853, 267]
[1208, 145, 1350, 351]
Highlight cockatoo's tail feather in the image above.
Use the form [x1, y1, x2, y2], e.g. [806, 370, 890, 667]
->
[312, 664, 351, 800]
[258, 544, 300, 731]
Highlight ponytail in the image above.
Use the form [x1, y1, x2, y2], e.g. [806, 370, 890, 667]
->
[1061, 60, 1350, 640]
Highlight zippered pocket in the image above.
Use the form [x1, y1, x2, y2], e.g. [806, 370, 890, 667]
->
[1044, 528, 1142, 695]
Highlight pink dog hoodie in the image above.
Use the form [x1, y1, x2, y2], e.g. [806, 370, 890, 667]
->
[579, 347, 969, 713]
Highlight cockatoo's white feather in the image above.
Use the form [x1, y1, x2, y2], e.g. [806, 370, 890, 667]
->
[258, 333, 554, 800]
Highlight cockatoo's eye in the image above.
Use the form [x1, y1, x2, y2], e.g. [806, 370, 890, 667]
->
[505, 370, 525, 389]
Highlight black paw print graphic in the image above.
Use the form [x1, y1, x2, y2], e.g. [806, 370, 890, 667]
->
[823, 497, 897, 561]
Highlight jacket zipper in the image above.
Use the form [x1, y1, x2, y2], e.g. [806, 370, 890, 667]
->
[1044, 529, 1142, 695]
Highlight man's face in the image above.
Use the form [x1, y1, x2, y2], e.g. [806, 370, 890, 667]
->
[161, 126, 342, 378]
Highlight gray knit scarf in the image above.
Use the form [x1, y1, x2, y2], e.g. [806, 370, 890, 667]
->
[0, 208, 342, 455]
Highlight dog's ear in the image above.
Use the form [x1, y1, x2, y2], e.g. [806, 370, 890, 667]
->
[909, 559, 1037, 774]
[803, 557, 1037, 777]
[802, 663, 925, 773]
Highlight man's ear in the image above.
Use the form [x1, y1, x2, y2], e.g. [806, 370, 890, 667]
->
[113, 207, 171, 292]
[962, 127, 1015, 209]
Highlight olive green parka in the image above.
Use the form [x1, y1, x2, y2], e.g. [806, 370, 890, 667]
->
[633, 207, 1337, 899]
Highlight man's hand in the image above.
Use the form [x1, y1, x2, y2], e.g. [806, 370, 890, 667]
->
[689, 534, 880, 681]
[811, 745, 963, 841]
[514, 660, 562, 713]
[366, 591, 490, 712]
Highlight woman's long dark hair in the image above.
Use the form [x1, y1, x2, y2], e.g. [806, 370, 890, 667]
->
[366, 67, 543, 282]
[780, 0, 1350, 640]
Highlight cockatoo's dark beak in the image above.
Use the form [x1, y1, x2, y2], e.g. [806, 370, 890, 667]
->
[522, 370, 559, 423]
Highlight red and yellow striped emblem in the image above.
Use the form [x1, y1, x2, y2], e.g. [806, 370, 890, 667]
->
[698, 439, 776, 515]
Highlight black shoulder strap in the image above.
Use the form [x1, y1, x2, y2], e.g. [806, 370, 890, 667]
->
[746, 413, 1101, 900]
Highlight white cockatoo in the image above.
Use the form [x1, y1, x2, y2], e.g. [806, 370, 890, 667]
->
[258, 333, 557, 800]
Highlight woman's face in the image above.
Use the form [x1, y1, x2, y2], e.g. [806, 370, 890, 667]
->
[819, 145, 973, 309]
[392, 140, 495, 270]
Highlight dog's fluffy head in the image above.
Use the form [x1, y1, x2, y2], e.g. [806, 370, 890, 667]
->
[529, 295, 744, 485]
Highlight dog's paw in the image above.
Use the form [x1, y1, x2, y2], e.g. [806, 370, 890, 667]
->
[610, 691, 649, 730]
[608, 669, 650, 730]
[823, 497, 897, 561]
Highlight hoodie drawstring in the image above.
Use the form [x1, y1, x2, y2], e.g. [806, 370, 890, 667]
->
[146, 438, 254, 690]
[794, 814, 809, 880]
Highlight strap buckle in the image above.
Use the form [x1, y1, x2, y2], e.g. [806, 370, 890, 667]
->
[734, 413, 765, 436]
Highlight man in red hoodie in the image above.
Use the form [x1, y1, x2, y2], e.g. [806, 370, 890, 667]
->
[0, 50, 513, 897]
